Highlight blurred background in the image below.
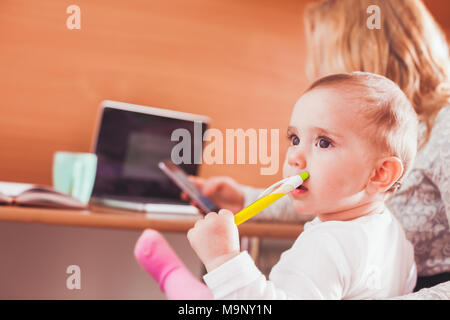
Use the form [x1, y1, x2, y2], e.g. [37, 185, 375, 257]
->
[0, 0, 448, 299]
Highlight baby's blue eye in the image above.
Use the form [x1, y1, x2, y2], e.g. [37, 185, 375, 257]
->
[317, 138, 332, 148]
[290, 135, 300, 146]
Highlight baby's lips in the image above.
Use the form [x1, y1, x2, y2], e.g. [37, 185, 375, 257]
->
[292, 173, 309, 190]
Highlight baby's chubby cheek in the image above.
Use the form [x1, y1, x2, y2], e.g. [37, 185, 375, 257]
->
[324, 164, 367, 198]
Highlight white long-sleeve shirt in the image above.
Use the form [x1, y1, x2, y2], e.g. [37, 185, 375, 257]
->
[203, 207, 417, 299]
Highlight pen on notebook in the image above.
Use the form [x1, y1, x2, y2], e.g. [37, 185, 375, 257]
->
[234, 172, 310, 226]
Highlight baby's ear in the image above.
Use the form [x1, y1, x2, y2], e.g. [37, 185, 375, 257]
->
[366, 156, 403, 195]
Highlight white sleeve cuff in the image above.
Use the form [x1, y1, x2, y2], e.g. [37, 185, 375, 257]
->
[203, 251, 262, 299]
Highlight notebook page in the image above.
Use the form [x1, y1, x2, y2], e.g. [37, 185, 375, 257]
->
[0, 182, 34, 197]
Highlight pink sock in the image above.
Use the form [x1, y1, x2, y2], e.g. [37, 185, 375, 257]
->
[134, 229, 213, 300]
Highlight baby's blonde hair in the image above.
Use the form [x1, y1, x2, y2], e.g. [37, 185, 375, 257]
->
[304, 0, 450, 150]
[306, 72, 419, 192]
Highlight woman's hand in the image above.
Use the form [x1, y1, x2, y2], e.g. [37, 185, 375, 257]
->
[187, 209, 240, 272]
[181, 176, 245, 213]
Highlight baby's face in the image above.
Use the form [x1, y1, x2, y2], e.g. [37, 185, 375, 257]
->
[282, 87, 378, 218]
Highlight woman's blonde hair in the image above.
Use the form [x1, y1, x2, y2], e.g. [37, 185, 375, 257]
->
[304, 0, 450, 150]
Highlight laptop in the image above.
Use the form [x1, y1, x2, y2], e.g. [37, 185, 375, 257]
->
[90, 100, 210, 215]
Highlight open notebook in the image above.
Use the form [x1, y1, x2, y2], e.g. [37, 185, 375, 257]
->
[0, 181, 87, 209]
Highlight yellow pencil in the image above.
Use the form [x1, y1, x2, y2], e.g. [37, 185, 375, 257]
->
[234, 172, 309, 225]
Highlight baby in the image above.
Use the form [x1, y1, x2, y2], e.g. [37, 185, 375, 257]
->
[186, 72, 418, 299]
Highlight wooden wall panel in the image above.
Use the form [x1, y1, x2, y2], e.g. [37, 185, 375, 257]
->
[0, 0, 448, 188]
[0, 0, 309, 188]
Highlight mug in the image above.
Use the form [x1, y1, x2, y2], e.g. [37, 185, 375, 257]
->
[53, 151, 97, 204]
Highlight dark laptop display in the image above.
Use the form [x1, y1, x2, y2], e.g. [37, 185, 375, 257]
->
[92, 105, 208, 205]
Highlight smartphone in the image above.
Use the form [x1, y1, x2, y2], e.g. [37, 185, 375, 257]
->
[158, 160, 220, 214]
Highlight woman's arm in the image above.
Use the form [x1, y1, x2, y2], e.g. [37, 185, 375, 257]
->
[427, 107, 450, 224]
[389, 281, 450, 300]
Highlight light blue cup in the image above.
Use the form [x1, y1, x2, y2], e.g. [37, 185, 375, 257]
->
[53, 152, 98, 204]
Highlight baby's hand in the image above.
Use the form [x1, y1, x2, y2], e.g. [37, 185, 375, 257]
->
[187, 209, 240, 272]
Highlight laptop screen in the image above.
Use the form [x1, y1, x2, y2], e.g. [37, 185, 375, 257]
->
[92, 105, 208, 204]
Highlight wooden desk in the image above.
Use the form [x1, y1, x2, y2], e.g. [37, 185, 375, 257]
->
[0, 205, 304, 239]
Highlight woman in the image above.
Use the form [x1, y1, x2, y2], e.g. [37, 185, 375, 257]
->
[183, 0, 450, 298]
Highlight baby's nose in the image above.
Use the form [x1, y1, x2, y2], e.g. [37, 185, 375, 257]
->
[287, 150, 307, 169]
